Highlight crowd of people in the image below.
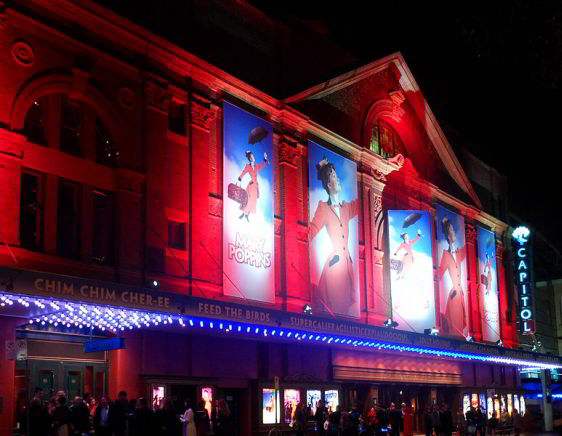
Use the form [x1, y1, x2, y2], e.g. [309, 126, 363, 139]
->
[295, 400, 527, 436]
[27, 387, 231, 436]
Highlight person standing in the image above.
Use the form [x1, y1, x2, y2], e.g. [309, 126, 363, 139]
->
[431, 405, 441, 436]
[180, 399, 196, 436]
[328, 405, 342, 436]
[154, 398, 180, 436]
[441, 404, 453, 436]
[109, 391, 128, 436]
[423, 407, 433, 436]
[402, 403, 414, 436]
[213, 399, 231, 436]
[130, 397, 155, 436]
[29, 388, 50, 436]
[94, 397, 111, 436]
[389, 403, 402, 436]
[315, 400, 327, 436]
[69, 395, 90, 436]
[195, 399, 211, 436]
[294, 402, 307, 436]
[51, 396, 71, 436]
[455, 407, 466, 436]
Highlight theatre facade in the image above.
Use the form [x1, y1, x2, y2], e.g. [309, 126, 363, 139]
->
[0, 1, 558, 435]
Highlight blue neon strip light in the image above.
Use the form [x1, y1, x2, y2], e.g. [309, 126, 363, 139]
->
[6, 290, 560, 370]
[172, 315, 560, 370]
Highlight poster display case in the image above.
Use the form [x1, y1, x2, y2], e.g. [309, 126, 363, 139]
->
[151, 384, 165, 410]
[307, 390, 321, 416]
[262, 388, 279, 424]
[325, 390, 339, 412]
[283, 389, 300, 423]
[259, 382, 340, 427]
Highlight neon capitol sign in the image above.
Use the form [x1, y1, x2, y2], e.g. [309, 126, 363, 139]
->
[512, 226, 535, 334]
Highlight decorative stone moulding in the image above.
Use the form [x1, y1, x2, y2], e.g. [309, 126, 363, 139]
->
[118, 87, 135, 109]
[11, 40, 34, 67]
[190, 98, 215, 130]
[144, 80, 171, 113]
[278, 141, 300, 167]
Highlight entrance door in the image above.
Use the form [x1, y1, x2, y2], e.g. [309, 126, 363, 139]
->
[223, 389, 242, 436]
[38, 369, 55, 399]
[67, 370, 82, 400]
[170, 384, 197, 414]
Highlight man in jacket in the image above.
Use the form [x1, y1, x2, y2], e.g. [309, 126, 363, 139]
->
[94, 397, 111, 436]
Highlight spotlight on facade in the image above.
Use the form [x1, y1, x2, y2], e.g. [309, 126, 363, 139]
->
[465, 335, 474, 342]
[496, 339, 504, 347]
[149, 279, 160, 289]
[383, 318, 398, 328]
[302, 304, 313, 315]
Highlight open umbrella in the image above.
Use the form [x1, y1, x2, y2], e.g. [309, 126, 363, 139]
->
[402, 212, 422, 228]
[248, 126, 268, 144]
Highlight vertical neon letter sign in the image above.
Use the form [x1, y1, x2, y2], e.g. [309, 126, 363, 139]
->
[512, 226, 535, 334]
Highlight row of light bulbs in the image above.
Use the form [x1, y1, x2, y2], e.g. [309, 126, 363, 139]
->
[1, 292, 560, 370]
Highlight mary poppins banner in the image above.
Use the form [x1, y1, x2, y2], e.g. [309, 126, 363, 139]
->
[436, 205, 469, 338]
[223, 102, 274, 303]
[477, 226, 500, 342]
[308, 141, 360, 318]
[388, 210, 435, 333]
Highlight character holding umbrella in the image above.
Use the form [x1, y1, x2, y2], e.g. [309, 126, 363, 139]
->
[437, 216, 467, 336]
[309, 157, 359, 316]
[481, 239, 495, 295]
[228, 127, 270, 222]
[392, 213, 423, 281]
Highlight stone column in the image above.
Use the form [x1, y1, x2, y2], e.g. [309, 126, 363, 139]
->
[496, 241, 512, 346]
[278, 139, 303, 311]
[143, 77, 171, 277]
[0, 130, 24, 248]
[189, 94, 218, 285]
[465, 222, 482, 341]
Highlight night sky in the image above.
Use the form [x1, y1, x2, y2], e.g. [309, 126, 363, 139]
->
[94, 1, 562, 251]
[250, 1, 562, 250]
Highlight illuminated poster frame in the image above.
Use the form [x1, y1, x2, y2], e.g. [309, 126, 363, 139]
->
[387, 210, 435, 332]
[477, 226, 500, 342]
[262, 388, 279, 424]
[223, 102, 275, 303]
[435, 205, 469, 338]
[308, 141, 360, 318]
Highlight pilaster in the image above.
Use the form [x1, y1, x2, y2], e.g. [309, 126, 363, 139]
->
[465, 222, 482, 341]
[278, 138, 305, 311]
[189, 94, 218, 285]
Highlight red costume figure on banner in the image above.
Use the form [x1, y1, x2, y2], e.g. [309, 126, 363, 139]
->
[437, 216, 467, 337]
[237, 151, 268, 222]
[393, 230, 421, 280]
[309, 158, 359, 317]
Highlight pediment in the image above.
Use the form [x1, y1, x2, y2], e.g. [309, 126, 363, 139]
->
[285, 52, 481, 209]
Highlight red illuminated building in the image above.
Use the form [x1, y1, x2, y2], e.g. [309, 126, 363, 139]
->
[0, 1, 559, 435]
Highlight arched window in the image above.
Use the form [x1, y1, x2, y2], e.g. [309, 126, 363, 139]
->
[369, 119, 407, 159]
[60, 95, 83, 157]
[22, 93, 119, 167]
[96, 117, 119, 167]
[23, 97, 47, 146]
